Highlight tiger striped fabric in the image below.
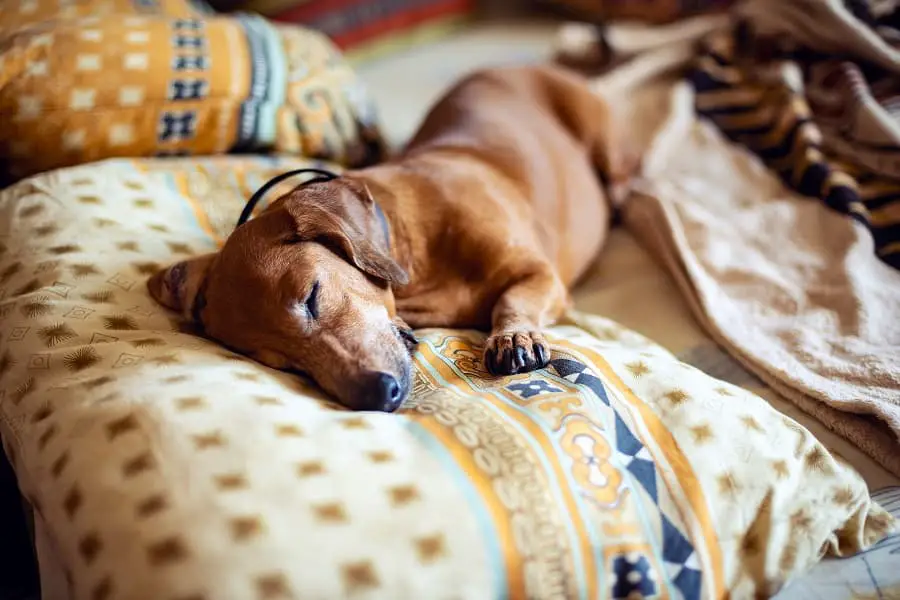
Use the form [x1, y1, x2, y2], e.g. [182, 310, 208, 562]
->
[689, 10, 900, 270]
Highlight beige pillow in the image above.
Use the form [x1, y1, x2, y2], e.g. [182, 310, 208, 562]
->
[0, 156, 893, 599]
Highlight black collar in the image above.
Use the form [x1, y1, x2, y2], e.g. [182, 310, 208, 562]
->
[236, 167, 340, 228]
[236, 166, 391, 249]
[191, 168, 392, 331]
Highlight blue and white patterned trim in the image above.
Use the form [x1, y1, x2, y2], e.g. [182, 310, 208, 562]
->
[233, 14, 287, 152]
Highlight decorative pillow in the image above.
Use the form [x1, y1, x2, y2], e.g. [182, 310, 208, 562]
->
[541, 0, 736, 23]
[0, 156, 894, 600]
[0, 0, 215, 32]
[211, 0, 477, 59]
[0, 0, 385, 184]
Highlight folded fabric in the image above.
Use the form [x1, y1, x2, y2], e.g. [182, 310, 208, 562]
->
[690, 0, 900, 270]
[0, 156, 893, 599]
[554, 15, 900, 476]
[0, 0, 385, 185]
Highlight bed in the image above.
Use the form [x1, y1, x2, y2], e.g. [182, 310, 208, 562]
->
[1, 7, 898, 600]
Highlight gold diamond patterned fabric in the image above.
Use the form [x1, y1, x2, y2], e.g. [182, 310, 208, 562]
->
[0, 156, 895, 600]
[0, 0, 385, 185]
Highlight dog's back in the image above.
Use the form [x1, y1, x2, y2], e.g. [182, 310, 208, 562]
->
[358, 65, 628, 326]
[372, 64, 633, 374]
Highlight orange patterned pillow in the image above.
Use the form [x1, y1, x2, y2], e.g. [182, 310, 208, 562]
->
[0, 0, 385, 184]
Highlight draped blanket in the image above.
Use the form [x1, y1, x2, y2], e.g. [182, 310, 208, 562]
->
[555, 0, 900, 476]
[691, 0, 900, 270]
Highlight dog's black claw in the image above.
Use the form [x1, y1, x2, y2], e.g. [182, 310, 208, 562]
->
[484, 331, 551, 377]
[484, 349, 497, 375]
[523, 351, 537, 372]
[514, 346, 527, 372]
[534, 343, 548, 368]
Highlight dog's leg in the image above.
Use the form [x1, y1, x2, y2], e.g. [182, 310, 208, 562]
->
[484, 269, 568, 376]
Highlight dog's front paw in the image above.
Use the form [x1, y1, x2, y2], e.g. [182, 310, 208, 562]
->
[484, 331, 550, 376]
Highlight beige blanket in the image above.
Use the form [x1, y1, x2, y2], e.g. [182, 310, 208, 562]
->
[557, 8, 900, 476]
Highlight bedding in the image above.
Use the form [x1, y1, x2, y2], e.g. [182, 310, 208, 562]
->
[553, 5, 900, 479]
[0, 155, 894, 599]
[0, 0, 384, 184]
[691, 0, 900, 271]
[352, 19, 900, 598]
[575, 230, 900, 599]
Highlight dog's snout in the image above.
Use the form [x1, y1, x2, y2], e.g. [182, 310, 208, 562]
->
[361, 372, 404, 412]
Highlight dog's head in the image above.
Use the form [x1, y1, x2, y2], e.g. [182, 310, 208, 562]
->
[147, 177, 417, 412]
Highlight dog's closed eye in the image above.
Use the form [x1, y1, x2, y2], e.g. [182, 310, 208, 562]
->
[305, 280, 320, 319]
[395, 326, 419, 354]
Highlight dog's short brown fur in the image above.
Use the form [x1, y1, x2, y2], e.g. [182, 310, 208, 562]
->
[148, 64, 635, 412]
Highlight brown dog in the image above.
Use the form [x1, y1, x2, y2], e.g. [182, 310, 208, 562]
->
[148, 64, 634, 412]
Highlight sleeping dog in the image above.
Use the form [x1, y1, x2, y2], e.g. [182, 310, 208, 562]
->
[147, 64, 635, 412]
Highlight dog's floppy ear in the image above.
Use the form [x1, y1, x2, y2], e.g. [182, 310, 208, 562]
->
[284, 179, 409, 285]
[147, 253, 216, 319]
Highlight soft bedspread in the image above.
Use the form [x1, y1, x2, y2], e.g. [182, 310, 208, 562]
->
[692, 0, 900, 270]
[557, 1, 900, 477]
[0, 156, 893, 599]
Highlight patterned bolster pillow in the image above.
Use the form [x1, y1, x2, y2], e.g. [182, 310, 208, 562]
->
[0, 1, 386, 183]
[540, 0, 736, 23]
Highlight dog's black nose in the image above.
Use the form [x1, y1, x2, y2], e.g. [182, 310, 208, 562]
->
[365, 372, 404, 412]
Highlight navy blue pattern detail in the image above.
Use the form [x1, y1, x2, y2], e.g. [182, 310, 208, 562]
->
[173, 35, 205, 49]
[168, 79, 209, 101]
[626, 457, 658, 502]
[611, 553, 657, 599]
[507, 380, 562, 399]
[614, 413, 643, 457]
[575, 372, 609, 406]
[158, 112, 197, 142]
[674, 566, 703, 600]
[173, 19, 204, 30]
[662, 515, 694, 564]
[172, 55, 209, 71]
[550, 358, 584, 378]
[549, 358, 610, 405]
[545, 352, 699, 597]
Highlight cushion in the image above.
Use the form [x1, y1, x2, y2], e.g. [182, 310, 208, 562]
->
[0, 0, 385, 184]
[541, 0, 736, 23]
[213, 0, 476, 59]
[0, 156, 895, 599]
[0, 0, 214, 31]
